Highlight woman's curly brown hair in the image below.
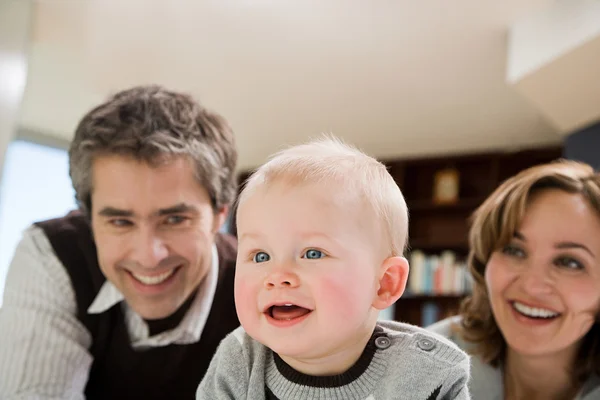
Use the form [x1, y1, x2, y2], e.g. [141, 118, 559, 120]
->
[456, 159, 600, 383]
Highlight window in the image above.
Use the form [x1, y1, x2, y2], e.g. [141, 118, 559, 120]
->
[0, 140, 76, 305]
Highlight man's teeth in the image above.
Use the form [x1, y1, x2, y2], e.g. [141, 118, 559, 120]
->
[513, 301, 559, 318]
[132, 269, 175, 285]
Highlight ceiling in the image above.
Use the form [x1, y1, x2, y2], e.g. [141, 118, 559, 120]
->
[17, 0, 564, 171]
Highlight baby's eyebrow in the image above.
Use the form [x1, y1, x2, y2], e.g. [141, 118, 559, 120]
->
[238, 232, 264, 242]
[299, 232, 333, 241]
[299, 232, 346, 248]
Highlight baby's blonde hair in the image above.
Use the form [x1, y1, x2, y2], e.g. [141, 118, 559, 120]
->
[238, 135, 408, 257]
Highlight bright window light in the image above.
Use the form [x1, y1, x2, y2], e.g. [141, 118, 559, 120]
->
[0, 140, 76, 305]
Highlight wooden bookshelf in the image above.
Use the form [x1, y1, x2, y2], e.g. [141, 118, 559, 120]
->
[227, 170, 253, 238]
[383, 146, 563, 326]
[233, 145, 564, 327]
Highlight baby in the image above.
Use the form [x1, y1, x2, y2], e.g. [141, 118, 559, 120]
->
[197, 137, 470, 399]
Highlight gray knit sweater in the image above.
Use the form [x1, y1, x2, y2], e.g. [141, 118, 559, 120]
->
[196, 320, 471, 400]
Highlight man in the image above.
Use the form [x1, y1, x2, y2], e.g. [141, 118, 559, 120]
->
[0, 85, 240, 399]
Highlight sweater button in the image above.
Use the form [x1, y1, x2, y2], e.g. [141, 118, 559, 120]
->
[374, 336, 391, 349]
[417, 338, 435, 351]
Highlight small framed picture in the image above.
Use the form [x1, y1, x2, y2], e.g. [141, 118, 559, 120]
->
[433, 168, 459, 204]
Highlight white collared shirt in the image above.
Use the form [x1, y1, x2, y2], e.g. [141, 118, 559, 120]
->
[0, 225, 219, 398]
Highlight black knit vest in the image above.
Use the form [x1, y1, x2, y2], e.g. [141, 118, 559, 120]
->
[35, 211, 240, 400]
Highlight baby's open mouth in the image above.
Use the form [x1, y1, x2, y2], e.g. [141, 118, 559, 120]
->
[267, 304, 312, 321]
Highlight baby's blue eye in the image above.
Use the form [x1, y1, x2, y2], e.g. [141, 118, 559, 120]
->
[253, 252, 270, 263]
[303, 249, 324, 259]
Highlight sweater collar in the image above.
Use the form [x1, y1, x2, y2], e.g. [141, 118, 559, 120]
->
[266, 326, 389, 399]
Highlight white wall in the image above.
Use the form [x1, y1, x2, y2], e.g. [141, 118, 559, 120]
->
[0, 1, 32, 181]
[507, 0, 600, 83]
[506, 0, 600, 133]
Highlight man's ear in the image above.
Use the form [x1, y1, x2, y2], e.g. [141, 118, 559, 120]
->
[372, 256, 409, 310]
[212, 205, 230, 233]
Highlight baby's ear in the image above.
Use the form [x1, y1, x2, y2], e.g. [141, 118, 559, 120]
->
[372, 256, 409, 310]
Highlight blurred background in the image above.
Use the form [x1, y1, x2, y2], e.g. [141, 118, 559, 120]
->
[1, 0, 599, 324]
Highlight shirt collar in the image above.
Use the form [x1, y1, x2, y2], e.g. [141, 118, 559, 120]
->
[88, 279, 123, 314]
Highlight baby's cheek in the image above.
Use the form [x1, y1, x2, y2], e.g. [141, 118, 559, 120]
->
[234, 280, 256, 321]
[316, 276, 368, 320]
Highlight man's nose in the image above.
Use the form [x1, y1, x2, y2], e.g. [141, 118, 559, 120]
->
[130, 228, 169, 268]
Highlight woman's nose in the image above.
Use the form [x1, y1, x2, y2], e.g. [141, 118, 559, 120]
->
[519, 262, 554, 295]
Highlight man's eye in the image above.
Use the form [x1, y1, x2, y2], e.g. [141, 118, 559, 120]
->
[303, 249, 325, 259]
[253, 252, 270, 263]
[110, 219, 133, 227]
[165, 215, 187, 225]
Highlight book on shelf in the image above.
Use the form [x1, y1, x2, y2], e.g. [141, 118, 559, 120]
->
[407, 249, 472, 296]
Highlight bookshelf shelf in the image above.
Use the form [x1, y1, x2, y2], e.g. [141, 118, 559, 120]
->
[407, 197, 486, 212]
[397, 293, 468, 327]
[408, 240, 469, 252]
[383, 146, 563, 327]
[402, 294, 466, 301]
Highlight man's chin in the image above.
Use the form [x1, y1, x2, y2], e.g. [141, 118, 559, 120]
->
[134, 305, 178, 320]
[119, 271, 189, 319]
[128, 286, 200, 321]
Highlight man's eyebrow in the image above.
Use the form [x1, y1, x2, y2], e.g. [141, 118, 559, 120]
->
[96, 204, 198, 218]
[97, 207, 133, 218]
[156, 203, 198, 216]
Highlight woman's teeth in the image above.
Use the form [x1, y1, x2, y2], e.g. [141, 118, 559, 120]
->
[131, 269, 176, 285]
[512, 301, 559, 318]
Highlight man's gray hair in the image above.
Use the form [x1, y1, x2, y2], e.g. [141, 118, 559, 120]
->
[69, 85, 238, 216]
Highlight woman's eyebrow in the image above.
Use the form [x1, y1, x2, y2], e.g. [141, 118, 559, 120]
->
[555, 241, 595, 258]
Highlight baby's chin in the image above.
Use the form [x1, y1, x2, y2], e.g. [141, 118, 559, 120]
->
[251, 331, 320, 361]
[260, 334, 344, 360]
[250, 331, 303, 353]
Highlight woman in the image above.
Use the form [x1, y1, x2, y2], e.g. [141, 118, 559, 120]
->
[428, 160, 600, 400]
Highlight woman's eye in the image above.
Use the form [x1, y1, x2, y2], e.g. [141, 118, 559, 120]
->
[555, 256, 584, 270]
[253, 252, 270, 263]
[303, 249, 325, 259]
[502, 244, 525, 258]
